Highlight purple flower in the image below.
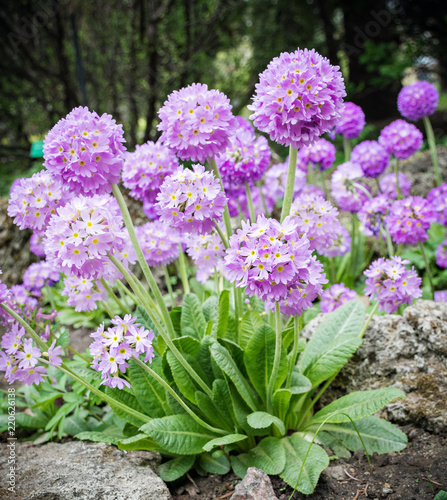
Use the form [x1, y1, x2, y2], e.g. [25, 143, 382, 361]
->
[397, 81, 439, 122]
[351, 140, 390, 178]
[364, 256, 422, 313]
[62, 276, 107, 312]
[23, 261, 60, 297]
[248, 48, 346, 149]
[1, 322, 25, 355]
[1, 285, 38, 325]
[436, 240, 447, 268]
[122, 140, 179, 203]
[434, 291, 447, 303]
[331, 162, 371, 212]
[320, 226, 351, 258]
[46, 340, 63, 367]
[320, 284, 357, 313]
[15, 338, 41, 369]
[426, 183, 447, 225]
[30, 232, 47, 258]
[15, 366, 47, 386]
[384, 196, 436, 245]
[142, 200, 160, 221]
[43, 106, 126, 195]
[302, 138, 336, 171]
[358, 195, 391, 237]
[264, 158, 307, 204]
[379, 172, 412, 200]
[334, 102, 365, 139]
[378, 119, 423, 160]
[0, 270, 10, 305]
[135, 221, 180, 267]
[156, 164, 227, 235]
[157, 83, 237, 163]
[101, 376, 132, 390]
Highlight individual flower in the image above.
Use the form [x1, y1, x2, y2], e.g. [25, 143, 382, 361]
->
[397, 81, 439, 122]
[217, 116, 270, 190]
[358, 195, 390, 237]
[62, 276, 107, 312]
[434, 291, 447, 303]
[319, 226, 351, 258]
[1, 322, 25, 355]
[122, 140, 179, 203]
[364, 256, 422, 313]
[157, 83, 237, 163]
[289, 194, 342, 253]
[384, 196, 436, 245]
[378, 119, 423, 159]
[30, 232, 47, 257]
[135, 221, 180, 267]
[426, 183, 447, 225]
[156, 164, 227, 235]
[142, 200, 160, 221]
[334, 102, 365, 139]
[302, 138, 336, 171]
[15, 338, 41, 369]
[264, 158, 307, 204]
[320, 284, 357, 313]
[186, 227, 227, 283]
[379, 172, 412, 200]
[23, 261, 60, 297]
[46, 340, 63, 366]
[351, 140, 390, 178]
[436, 240, 447, 268]
[224, 215, 327, 315]
[248, 48, 346, 149]
[331, 161, 370, 212]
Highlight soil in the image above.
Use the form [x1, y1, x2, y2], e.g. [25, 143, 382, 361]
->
[169, 426, 447, 500]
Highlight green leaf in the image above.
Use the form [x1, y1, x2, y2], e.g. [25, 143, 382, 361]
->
[181, 293, 207, 339]
[231, 453, 248, 479]
[247, 411, 285, 436]
[247, 437, 286, 475]
[75, 430, 124, 445]
[140, 414, 218, 455]
[203, 433, 248, 452]
[172, 336, 201, 356]
[239, 310, 264, 348]
[199, 451, 230, 474]
[435, 492, 447, 500]
[63, 415, 91, 436]
[158, 455, 195, 481]
[203, 295, 219, 324]
[117, 433, 161, 451]
[280, 436, 329, 494]
[310, 387, 406, 425]
[218, 338, 247, 376]
[45, 402, 77, 431]
[210, 342, 258, 411]
[288, 371, 312, 394]
[13, 411, 48, 429]
[166, 350, 197, 404]
[195, 391, 233, 432]
[170, 307, 182, 336]
[212, 379, 236, 429]
[272, 389, 292, 422]
[105, 386, 149, 428]
[217, 290, 230, 338]
[316, 431, 351, 458]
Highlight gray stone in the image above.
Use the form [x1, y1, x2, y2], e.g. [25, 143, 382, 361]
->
[231, 467, 278, 500]
[322, 465, 347, 481]
[0, 440, 171, 500]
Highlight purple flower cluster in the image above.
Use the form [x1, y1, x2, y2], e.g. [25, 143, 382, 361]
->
[122, 140, 179, 203]
[358, 195, 390, 237]
[427, 184, 447, 225]
[62, 276, 107, 312]
[186, 228, 227, 283]
[224, 215, 327, 315]
[135, 221, 180, 267]
[30, 233, 47, 257]
[331, 162, 370, 212]
[320, 226, 351, 258]
[23, 262, 60, 297]
[43, 106, 126, 195]
[248, 48, 346, 149]
[334, 102, 366, 139]
[289, 194, 342, 253]
[434, 291, 447, 303]
[397, 81, 439, 122]
[0, 284, 38, 326]
[320, 284, 357, 313]
[156, 164, 226, 235]
[351, 140, 390, 178]
[384, 196, 436, 245]
[435, 240, 447, 268]
[89, 315, 154, 389]
[264, 158, 307, 203]
[379, 172, 412, 200]
[378, 119, 423, 160]
[364, 256, 422, 313]
[302, 138, 336, 171]
[157, 83, 237, 163]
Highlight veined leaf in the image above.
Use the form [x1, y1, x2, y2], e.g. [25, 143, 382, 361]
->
[247, 436, 285, 475]
[75, 430, 124, 445]
[117, 433, 161, 451]
[203, 296, 219, 325]
[273, 389, 292, 422]
[105, 386, 149, 428]
[217, 289, 230, 338]
[203, 433, 248, 452]
[247, 411, 285, 436]
[195, 391, 234, 432]
[239, 310, 264, 348]
[181, 293, 207, 339]
[158, 455, 195, 481]
[231, 453, 249, 478]
[166, 350, 198, 404]
[199, 451, 230, 474]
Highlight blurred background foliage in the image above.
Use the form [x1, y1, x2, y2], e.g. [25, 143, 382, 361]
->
[0, 0, 446, 194]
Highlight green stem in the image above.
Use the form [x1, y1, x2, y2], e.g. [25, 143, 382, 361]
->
[423, 116, 441, 186]
[163, 266, 175, 307]
[330, 258, 336, 284]
[213, 221, 229, 249]
[208, 157, 233, 238]
[45, 284, 55, 311]
[177, 243, 190, 294]
[245, 181, 256, 223]
[343, 136, 351, 161]
[267, 302, 283, 414]
[319, 169, 329, 199]
[281, 146, 298, 222]
[350, 213, 358, 276]
[419, 241, 435, 297]
[257, 181, 269, 216]
[100, 278, 129, 315]
[394, 158, 402, 199]
[115, 279, 138, 305]
[359, 302, 379, 338]
[100, 300, 114, 318]
[383, 228, 394, 257]
[335, 253, 350, 283]
[65, 345, 91, 363]
[286, 315, 303, 388]
[379, 233, 386, 257]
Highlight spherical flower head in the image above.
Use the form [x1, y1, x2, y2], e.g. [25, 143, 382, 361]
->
[43, 106, 126, 195]
[302, 138, 336, 171]
[23, 261, 60, 297]
[136, 221, 180, 267]
[358, 195, 391, 237]
[351, 140, 390, 178]
[289, 194, 342, 253]
[384, 196, 436, 245]
[248, 48, 346, 149]
[397, 81, 439, 122]
[30, 232, 47, 257]
[427, 183, 447, 225]
[264, 157, 307, 204]
[45, 194, 130, 279]
[436, 239, 447, 268]
[364, 256, 422, 313]
[7, 170, 69, 232]
[334, 102, 365, 139]
[122, 140, 179, 203]
[156, 164, 227, 235]
[331, 161, 370, 212]
[157, 83, 238, 163]
[186, 227, 227, 283]
[378, 119, 423, 160]
[320, 225, 351, 258]
[434, 291, 447, 303]
[62, 276, 107, 312]
[217, 117, 270, 190]
[320, 283, 357, 313]
[379, 172, 412, 200]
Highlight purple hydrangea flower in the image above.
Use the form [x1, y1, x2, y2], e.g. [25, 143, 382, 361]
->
[379, 172, 412, 200]
[302, 138, 336, 171]
[122, 140, 179, 203]
[248, 48, 346, 149]
[384, 196, 436, 245]
[23, 262, 60, 297]
[156, 164, 227, 235]
[264, 158, 307, 203]
[331, 161, 371, 212]
[434, 291, 447, 303]
[62, 276, 107, 312]
[43, 106, 126, 195]
[351, 140, 390, 178]
[320, 284, 357, 313]
[358, 195, 391, 237]
[364, 256, 422, 313]
[186, 227, 227, 283]
[135, 221, 180, 267]
[30, 232, 47, 257]
[224, 215, 327, 315]
[426, 183, 447, 225]
[378, 119, 423, 160]
[157, 83, 238, 163]
[334, 102, 366, 139]
[436, 240, 447, 268]
[397, 81, 439, 122]
[320, 225, 351, 258]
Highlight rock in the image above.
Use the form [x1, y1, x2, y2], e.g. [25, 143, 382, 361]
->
[0, 440, 171, 500]
[231, 467, 278, 500]
[322, 465, 347, 481]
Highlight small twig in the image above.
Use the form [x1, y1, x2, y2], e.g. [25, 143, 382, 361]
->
[422, 477, 443, 486]
[186, 473, 199, 490]
[344, 469, 361, 481]
[353, 490, 362, 500]
[216, 491, 235, 499]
